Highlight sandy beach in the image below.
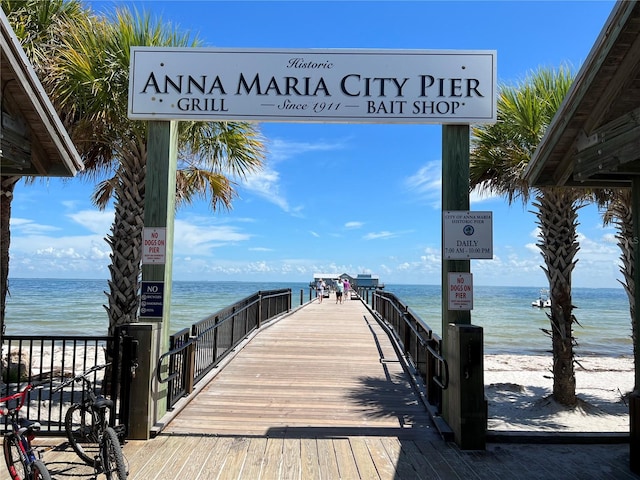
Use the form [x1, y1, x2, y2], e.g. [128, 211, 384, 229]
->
[484, 354, 634, 433]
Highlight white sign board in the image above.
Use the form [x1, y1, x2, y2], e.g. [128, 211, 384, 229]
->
[142, 227, 166, 264]
[128, 47, 496, 124]
[448, 272, 473, 310]
[443, 211, 493, 259]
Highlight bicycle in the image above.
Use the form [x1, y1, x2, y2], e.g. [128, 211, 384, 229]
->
[55, 364, 127, 480]
[1, 382, 51, 480]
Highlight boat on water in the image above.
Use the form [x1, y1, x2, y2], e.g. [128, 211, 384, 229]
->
[532, 289, 551, 308]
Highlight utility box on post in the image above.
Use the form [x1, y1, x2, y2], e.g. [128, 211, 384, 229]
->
[123, 322, 163, 440]
[444, 323, 486, 450]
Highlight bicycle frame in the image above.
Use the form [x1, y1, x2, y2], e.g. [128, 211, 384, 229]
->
[55, 363, 127, 479]
[1, 383, 48, 479]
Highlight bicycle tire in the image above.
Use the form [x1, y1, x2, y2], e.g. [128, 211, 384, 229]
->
[30, 460, 51, 480]
[64, 403, 100, 467]
[101, 427, 127, 480]
[4, 434, 24, 480]
[3, 435, 50, 480]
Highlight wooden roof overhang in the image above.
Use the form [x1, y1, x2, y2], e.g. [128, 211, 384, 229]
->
[0, 10, 82, 178]
[524, 0, 640, 188]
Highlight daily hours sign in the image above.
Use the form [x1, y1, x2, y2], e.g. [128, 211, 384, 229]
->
[443, 211, 493, 259]
[128, 48, 496, 124]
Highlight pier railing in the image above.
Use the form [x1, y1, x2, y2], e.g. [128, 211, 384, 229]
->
[157, 289, 292, 410]
[0, 334, 125, 436]
[370, 290, 447, 412]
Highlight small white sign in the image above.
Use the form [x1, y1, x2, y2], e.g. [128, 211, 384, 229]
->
[448, 272, 473, 310]
[443, 211, 493, 259]
[142, 227, 166, 264]
[128, 47, 497, 124]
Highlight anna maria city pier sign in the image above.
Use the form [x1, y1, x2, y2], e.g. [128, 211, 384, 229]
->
[128, 47, 496, 124]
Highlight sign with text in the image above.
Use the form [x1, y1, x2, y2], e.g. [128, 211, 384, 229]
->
[448, 272, 473, 310]
[142, 227, 166, 264]
[128, 48, 496, 124]
[140, 281, 164, 318]
[443, 211, 493, 259]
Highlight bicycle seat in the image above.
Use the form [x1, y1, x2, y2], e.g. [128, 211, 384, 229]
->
[18, 417, 41, 432]
[92, 395, 114, 410]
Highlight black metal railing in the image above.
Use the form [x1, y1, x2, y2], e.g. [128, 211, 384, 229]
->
[0, 334, 124, 435]
[371, 290, 447, 412]
[157, 289, 292, 410]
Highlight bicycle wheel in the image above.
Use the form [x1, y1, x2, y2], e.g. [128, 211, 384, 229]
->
[3, 434, 38, 480]
[101, 427, 127, 480]
[64, 403, 100, 467]
[30, 460, 51, 480]
[4, 434, 25, 480]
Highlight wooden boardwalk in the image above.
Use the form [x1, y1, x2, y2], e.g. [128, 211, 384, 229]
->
[6, 294, 637, 479]
[162, 294, 437, 438]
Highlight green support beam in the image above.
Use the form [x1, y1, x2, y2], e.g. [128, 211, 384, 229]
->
[441, 124, 471, 330]
[441, 124, 486, 450]
[128, 121, 178, 439]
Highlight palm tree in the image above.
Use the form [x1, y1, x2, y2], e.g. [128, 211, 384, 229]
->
[602, 191, 636, 365]
[470, 66, 586, 406]
[42, 7, 265, 335]
[0, 0, 88, 335]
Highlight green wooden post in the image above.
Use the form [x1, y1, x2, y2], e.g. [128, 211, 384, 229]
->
[128, 120, 177, 439]
[441, 124, 471, 331]
[441, 124, 485, 449]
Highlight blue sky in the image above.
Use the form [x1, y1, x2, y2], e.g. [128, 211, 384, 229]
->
[9, 0, 624, 288]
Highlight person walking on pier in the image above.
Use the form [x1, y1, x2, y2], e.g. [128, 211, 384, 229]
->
[316, 279, 326, 303]
[343, 278, 350, 300]
[335, 278, 344, 304]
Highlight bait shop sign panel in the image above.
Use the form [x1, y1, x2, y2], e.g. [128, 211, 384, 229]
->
[128, 47, 496, 124]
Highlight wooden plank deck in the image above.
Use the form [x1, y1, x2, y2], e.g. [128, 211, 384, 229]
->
[162, 294, 437, 438]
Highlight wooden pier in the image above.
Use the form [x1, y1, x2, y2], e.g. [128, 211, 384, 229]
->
[6, 294, 635, 479]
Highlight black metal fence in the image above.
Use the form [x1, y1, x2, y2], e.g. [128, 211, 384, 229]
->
[371, 290, 447, 412]
[157, 289, 292, 410]
[0, 334, 124, 435]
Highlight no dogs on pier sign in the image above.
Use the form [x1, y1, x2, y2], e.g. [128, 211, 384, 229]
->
[142, 227, 166, 264]
[448, 272, 473, 310]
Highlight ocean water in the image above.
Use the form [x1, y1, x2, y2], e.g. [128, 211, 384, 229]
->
[3, 278, 633, 357]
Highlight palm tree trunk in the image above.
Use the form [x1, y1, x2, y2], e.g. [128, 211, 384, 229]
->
[105, 143, 147, 336]
[0, 176, 20, 338]
[610, 196, 636, 383]
[534, 188, 580, 406]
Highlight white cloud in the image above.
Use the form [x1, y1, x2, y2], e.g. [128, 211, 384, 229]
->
[404, 160, 442, 208]
[173, 218, 251, 255]
[345, 221, 363, 229]
[470, 187, 501, 204]
[67, 210, 114, 235]
[268, 137, 346, 163]
[239, 137, 345, 213]
[363, 231, 396, 240]
[11, 218, 60, 235]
